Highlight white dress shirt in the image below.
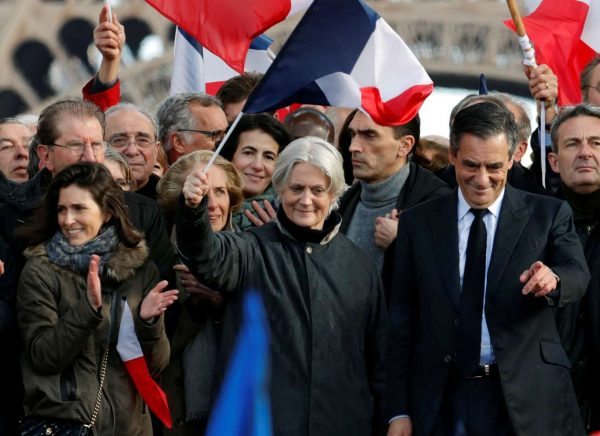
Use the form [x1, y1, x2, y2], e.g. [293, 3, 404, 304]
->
[457, 188, 505, 365]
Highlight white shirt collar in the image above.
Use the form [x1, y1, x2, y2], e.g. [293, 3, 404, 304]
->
[457, 187, 505, 221]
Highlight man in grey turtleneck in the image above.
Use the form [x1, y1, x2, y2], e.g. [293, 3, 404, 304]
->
[339, 110, 449, 274]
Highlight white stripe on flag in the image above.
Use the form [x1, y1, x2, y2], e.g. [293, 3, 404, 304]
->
[350, 18, 432, 102]
[116, 300, 144, 361]
[581, 0, 600, 52]
[315, 72, 361, 108]
[170, 28, 205, 95]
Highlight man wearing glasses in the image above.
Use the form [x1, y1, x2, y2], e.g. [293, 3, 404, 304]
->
[105, 103, 160, 199]
[0, 118, 31, 184]
[0, 98, 175, 283]
[156, 93, 228, 164]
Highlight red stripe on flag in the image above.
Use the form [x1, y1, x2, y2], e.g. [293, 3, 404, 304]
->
[206, 81, 226, 96]
[360, 83, 434, 126]
[122, 357, 173, 429]
[146, 0, 291, 72]
[504, 0, 595, 105]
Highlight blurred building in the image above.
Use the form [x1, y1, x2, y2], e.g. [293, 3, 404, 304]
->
[0, 0, 531, 117]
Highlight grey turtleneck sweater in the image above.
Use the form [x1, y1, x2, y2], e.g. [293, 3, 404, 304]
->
[346, 164, 410, 271]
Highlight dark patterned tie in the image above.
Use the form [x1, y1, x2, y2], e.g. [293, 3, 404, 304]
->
[456, 208, 488, 377]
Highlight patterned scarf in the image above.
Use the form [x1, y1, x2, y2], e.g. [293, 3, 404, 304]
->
[46, 225, 119, 276]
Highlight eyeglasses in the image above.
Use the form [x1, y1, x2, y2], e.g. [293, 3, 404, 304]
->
[108, 135, 157, 150]
[176, 128, 226, 143]
[50, 141, 108, 155]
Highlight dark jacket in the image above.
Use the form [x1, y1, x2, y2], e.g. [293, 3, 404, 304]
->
[388, 186, 589, 436]
[18, 240, 170, 435]
[338, 162, 450, 233]
[338, 162, 451, 298]
[554, 187, 600, 431]
[0, 236, 21, 435]
[176, 199, 387, 436]
[0, 169, 175, 282]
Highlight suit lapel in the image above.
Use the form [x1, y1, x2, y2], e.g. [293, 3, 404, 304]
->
[431, 190, 461, 310]
[487, 186, 530, 291]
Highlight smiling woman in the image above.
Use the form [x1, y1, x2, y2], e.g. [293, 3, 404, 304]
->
[176, 137, 387, 436]
[16, 163, 177, 435]
[220, 114, 293, 230]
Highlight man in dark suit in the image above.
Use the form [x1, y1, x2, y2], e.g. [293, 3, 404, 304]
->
[547, 103, 600, 431]
[387, 102, 590, 436]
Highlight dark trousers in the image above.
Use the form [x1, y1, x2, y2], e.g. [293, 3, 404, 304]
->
[432, 369, 514, 436]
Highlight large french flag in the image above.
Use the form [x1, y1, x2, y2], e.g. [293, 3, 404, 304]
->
[505, 0, 600, 105]
[116, 301, 172, 429]
[170, 28, 273, 96]
[244, 0, 433, 126]
[146, 0, 313, 73]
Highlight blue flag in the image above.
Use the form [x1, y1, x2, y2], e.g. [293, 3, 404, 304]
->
[479, 73, 489, 95]
[205, 290, 272, 436]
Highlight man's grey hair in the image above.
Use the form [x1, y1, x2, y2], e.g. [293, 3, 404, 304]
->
[156, 93, 222, 151]
[271, 136, 347, 213]
[550, 103, 600, 152]
[0, 117, 27, 128]
[105, 103, 159, 140]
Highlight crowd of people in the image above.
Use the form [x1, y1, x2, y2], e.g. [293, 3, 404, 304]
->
[0, 4, 600, 436]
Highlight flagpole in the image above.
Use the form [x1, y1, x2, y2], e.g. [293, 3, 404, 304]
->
[203, 111, 244, 174]
[506, 0, 547, 188]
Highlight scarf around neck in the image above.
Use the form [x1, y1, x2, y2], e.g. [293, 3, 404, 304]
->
[46, 225, 119, 276]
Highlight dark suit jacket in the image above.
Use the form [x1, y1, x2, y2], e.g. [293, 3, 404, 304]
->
[388, 186, 590, 436]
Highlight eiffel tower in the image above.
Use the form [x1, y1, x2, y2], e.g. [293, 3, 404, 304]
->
[0, 0, 530, 117]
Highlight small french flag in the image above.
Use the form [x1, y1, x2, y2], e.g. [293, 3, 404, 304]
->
[170, 27, 274, 96]
[116, 300, 173, 429]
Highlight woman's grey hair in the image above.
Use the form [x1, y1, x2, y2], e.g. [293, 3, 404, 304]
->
[272, 136, 347, 212]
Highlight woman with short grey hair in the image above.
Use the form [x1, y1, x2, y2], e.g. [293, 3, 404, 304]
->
[271, 136, 346, 213]
[176, 137, 387, 436]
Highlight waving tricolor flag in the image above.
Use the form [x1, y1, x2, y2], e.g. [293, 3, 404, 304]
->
[146, 0, 313, 73]
[243, 0, 433, 126]
[170, 28, 274, 96]
[116, 301, 172, 429]
[504, 0, 600, 105]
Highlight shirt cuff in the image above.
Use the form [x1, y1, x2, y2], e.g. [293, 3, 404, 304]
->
[389, 415, 410, 424]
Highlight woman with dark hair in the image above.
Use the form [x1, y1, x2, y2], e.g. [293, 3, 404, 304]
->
[220, 113, 292, 230]
[17, 162, 177, 435]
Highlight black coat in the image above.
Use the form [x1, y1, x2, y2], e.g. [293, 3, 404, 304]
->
[338, 162, 451, 299]
[338, 162, 450, 233]
[388, 186, 589, 436]
[176, 199, 387, 436]
[553, 189, 600, 431]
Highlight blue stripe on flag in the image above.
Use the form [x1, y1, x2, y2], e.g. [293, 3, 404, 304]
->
[244, 0, 378, 113]
[250, 34, 273, 51]
[178, 27, 203, 56]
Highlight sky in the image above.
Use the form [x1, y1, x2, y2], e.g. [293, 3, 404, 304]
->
[420, 87, 537, 166]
